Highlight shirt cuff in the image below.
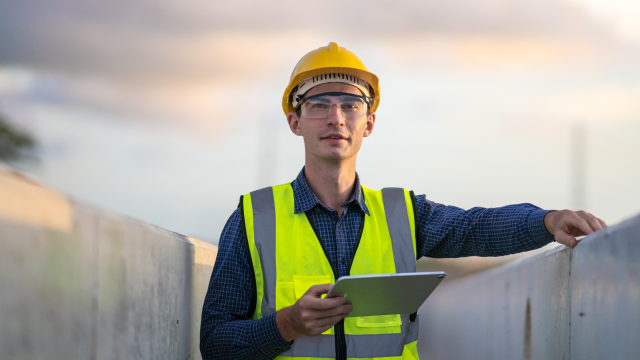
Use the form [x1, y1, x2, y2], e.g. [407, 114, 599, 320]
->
[250, 312, 292, 358]
[526, 209, 556, 246]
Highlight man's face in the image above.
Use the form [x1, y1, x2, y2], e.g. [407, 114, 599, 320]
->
[287, 82, 376, 162]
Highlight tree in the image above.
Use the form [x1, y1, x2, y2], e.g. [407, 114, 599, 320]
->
[0, 112, 36, 161]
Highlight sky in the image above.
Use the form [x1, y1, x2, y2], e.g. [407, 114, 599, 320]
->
[1, 0, 639, 244]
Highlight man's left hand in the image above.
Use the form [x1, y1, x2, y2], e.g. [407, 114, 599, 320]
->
[543, 210, 607, 248]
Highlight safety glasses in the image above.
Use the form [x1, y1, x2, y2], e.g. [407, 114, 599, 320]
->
[298, 92, 370, 119]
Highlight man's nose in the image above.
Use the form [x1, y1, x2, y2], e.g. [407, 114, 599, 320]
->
[326, 104, 345, 126]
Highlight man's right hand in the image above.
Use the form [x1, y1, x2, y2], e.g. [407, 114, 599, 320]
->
[275, 283, 353, 342]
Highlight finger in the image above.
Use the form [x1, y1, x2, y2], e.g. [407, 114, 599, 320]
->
[315, 313, 350, 329]
[556, 231, 578, 248]
[308, 319, 343, 337]
[298, 304, 351, 324]
[597, 218, 608, 229]
[314, 304, 353, 319]
[578, 211, 603, 232]
[306, 284, 333, 297]
[570, 213, 595, 236]
[304, 295, 346, 311]
[303, 313, 349, 336]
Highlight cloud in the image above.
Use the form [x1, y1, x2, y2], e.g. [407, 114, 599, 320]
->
[0, 66, 257, 132]
[1, 0, 638, 132]
[0, 0, 622, 81]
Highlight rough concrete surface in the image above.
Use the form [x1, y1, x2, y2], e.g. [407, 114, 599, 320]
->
[417, 213, 640, 360]
[2, 165, 639, 359]
[0, 168, 217, 360]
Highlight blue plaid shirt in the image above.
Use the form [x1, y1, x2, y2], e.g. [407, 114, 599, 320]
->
[200, 169, 554, 359]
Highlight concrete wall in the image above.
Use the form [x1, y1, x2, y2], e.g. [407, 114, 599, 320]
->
[2, 165, 639, 359]
[417, 213, 640, 360]
[0, 168, 217, 360]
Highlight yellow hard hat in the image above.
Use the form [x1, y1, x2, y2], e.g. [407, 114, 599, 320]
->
[282, 42, 380, 115]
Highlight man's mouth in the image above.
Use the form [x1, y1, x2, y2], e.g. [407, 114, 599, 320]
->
[322, 134, 348, 140]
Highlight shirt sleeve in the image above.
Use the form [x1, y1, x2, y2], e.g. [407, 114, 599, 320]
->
[200, 208, 292, 360]
[413, 194, 555, 258]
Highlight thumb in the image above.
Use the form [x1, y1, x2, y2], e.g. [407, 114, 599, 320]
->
[306, 283, 333, 297]
[556, 230, 578, 248]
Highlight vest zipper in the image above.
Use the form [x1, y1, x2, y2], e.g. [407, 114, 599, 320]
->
[305, 212, 348, 360]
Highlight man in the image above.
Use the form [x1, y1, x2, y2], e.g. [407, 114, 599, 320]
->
[200, 42, 606, 360]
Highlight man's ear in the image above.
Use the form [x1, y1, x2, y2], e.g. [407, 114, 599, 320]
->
[287, 112, 303, 136]
[363, 112, 376, 137]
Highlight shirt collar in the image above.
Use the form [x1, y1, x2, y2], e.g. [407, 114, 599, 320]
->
[292, 167, 369, 216]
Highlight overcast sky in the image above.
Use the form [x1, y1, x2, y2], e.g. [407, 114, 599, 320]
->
[1, 0, 639, 243]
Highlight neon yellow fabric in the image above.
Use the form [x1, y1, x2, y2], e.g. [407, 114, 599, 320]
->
[271, 184, 335, 335]
[243, 184, 418, 359]
[242, 193, 264, 320]
[343, 186, 402, 335]
[274, 341, 419, 359]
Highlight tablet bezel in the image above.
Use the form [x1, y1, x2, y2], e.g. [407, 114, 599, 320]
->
[325, 271, 446, 317]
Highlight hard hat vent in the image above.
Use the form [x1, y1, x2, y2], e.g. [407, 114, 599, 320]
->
[291, 73, 371, 108]
[310, 73, 363, 86]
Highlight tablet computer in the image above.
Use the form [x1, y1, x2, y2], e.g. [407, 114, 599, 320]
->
[325, 272, 446, 317]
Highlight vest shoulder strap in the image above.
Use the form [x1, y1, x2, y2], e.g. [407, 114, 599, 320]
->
[365, 187, 418, 272]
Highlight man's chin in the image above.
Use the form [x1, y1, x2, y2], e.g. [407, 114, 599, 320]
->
[307, 144, 355, 161]
[317, 151, 352, 161]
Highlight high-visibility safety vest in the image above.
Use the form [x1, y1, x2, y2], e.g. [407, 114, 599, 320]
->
[240, 183, 420, 360]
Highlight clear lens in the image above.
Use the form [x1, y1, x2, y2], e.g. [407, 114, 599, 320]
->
[301, 95, 367, 119]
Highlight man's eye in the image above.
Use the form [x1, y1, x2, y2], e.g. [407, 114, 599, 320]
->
[342, 103, 361, 111]
[311, 103, 330, 109]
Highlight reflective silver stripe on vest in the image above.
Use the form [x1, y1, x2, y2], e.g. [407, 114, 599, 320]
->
[281, 314, 419, 358]
[381, 188, 420, 356]
[381, 188, 417, 273]
[250, 186, 277, 316]
[405, 313, 419, 344]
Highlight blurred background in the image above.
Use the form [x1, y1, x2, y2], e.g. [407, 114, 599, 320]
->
[1, 0, 639, 273]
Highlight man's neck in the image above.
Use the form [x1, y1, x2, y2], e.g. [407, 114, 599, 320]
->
[304, 156, 357, 218]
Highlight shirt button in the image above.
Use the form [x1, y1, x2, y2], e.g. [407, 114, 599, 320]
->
[337, 223, 341, 228]
[341, 258, 346, 264]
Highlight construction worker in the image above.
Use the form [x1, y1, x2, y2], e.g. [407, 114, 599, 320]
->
[200, 42, 607, 360]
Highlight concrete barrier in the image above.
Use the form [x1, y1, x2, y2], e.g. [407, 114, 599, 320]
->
[0, 167, 217, 360]
[417, 213, 640, 360]
[3, 165, 639, 359]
